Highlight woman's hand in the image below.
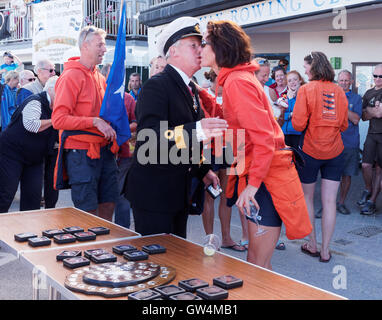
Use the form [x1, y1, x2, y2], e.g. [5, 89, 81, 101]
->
[203, 170, 220, 189]
[287, 88, 296, 99]
[236, 184, 259, 216]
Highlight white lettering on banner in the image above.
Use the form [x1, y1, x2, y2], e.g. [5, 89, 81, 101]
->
[149, 0, 375, 59]
[32, 0, 83, 64]
[197, 0, 376, 28]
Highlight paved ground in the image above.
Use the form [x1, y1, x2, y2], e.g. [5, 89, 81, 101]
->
[1, 172, 382, 300]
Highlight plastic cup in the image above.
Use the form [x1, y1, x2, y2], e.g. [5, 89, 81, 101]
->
[203, 234, 221, 256]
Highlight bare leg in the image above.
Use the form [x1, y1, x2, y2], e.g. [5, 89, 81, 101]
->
[320, 179, 340, 260]
[97, 202, 115, 221]
[370, 165, 381, 203]
[202, 192, 215, 235]
[361, 163, 373, 193]
[246, 223, 281, 270]
[217, 169, 237, 247]
[338, 176, 351, 205]
[301, 182, 318, 252]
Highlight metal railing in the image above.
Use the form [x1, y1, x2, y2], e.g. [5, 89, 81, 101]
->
[84, 0, 148, 38]
[0, 0, 147, 45]
[0, 6, 33, 42]
[149, 0, 176, 7]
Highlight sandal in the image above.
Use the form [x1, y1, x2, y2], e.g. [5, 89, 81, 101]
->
[275, 240, 286, 250]
[239, 240, 249, 250]
[319, 252, 332, 263]
[221, 243, 246, 252]
[301, 243, 320, 257]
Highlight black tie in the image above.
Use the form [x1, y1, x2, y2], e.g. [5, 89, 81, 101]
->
[188, 81, 199, 113]
[189, 81, 196, 95]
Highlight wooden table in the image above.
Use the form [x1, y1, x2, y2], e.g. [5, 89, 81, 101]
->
[20, 234, 345, 300]
[0, 207, 139, 256]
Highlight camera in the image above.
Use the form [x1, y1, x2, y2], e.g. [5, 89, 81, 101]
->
[206, 184, 222, 199]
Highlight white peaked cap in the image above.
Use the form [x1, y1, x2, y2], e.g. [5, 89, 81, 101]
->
[157, 16, 202, 57]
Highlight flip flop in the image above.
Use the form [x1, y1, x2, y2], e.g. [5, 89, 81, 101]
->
[301, 243, 320, 257]
[239, 240, 249, 250]
[319, 253, 332, 263]
[221, 243, 246, 252]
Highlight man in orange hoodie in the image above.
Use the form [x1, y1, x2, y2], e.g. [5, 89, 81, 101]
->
[52, 26, 118, 221]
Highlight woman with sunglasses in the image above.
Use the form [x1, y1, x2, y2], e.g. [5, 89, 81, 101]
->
[292, 51, 348, 263]
[199, 20, 309, 269]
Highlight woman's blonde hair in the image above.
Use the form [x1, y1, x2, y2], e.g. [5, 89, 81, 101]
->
[4, 70, 19, 83]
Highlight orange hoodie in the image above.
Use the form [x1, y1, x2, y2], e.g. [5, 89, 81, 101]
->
[292, 80, 348, 160]
[52, 57, 107, 150]
[217, 61, 286, 189]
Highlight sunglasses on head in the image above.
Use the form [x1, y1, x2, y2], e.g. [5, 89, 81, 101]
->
[83, 26, 97, 42]
[258, 59, 269, 65]
[201, 39, 211, 48]
[373, 74, 382, 79]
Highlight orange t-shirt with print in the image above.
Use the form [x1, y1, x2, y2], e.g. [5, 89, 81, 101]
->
[292, 80, 348, 160]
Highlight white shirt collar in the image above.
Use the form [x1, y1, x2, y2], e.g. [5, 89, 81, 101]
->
[45, 91, 51, 105]
[170, 64, 192, 87]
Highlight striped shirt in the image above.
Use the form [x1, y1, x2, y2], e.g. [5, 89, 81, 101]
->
[22, 92, 51, 133]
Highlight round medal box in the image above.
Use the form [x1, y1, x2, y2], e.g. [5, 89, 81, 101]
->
[64, 261, 176, 298]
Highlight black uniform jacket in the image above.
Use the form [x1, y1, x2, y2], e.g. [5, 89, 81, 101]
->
[125, 64, 210, 213]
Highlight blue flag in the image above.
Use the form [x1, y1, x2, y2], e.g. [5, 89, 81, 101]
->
[100, 0, 131, 146]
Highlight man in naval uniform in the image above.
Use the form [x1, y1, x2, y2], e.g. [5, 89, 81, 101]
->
[125, 17, 228, 237]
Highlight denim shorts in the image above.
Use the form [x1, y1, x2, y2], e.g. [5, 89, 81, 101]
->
[65, 147, 118, 212]
[342, 148, 360, 176]
[298, 149, 345, 183]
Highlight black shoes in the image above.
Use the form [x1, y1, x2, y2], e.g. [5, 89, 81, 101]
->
[357, 190, 371, 206]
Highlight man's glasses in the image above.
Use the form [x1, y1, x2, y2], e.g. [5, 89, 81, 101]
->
[373, 74, 382, 79]
[27, 78, 35, 82]
[201, 39, 211, 48]
[42, 68, 55, 73]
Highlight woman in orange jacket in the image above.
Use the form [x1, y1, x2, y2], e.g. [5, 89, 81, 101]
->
[292, 52, 348, 263]
[200, 20, 310, 269]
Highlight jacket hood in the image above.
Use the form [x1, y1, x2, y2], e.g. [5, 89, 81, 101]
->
[63, 56, 97, 73]
[217, 61, 259, 86]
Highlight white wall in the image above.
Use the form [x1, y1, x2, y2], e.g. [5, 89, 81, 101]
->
[250, 32, 290, 55]
[290, 29, 382, 149]
[290, 29, 382, 83]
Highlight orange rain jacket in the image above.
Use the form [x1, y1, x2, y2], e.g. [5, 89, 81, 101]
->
[215, 61, 311, 239]
[51, 57, 119, 190]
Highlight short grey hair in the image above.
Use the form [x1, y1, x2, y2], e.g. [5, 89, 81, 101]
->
[43, 75, 58, 92]
[19, 70, 35, 81]
[34, 59, 54, 74]
[338, 69, 353, 79]
[4, 70, 19, 83]
[165, 40, 181, 59]
[374, 64, 382, 72]
[78, 25, 106, 49]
